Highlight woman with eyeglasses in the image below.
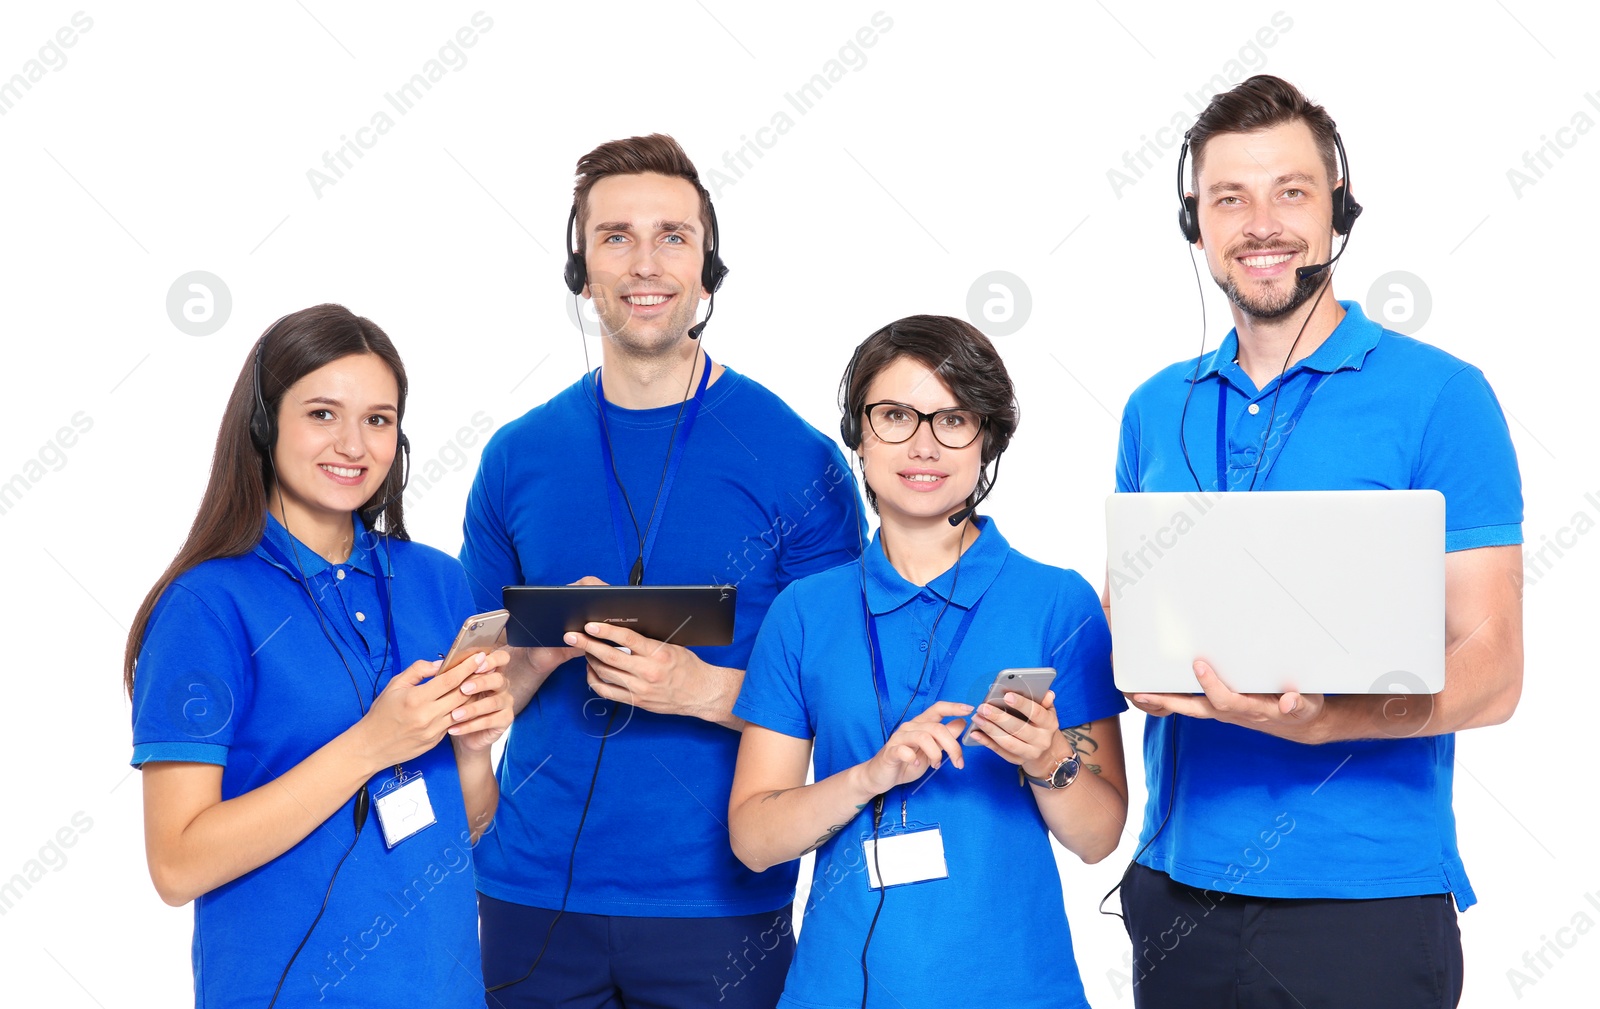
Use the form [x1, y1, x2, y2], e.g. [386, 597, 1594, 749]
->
[728, 315, 1128, 1009]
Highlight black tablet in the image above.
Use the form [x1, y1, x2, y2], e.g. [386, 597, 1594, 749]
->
[501, 585, 737, 648]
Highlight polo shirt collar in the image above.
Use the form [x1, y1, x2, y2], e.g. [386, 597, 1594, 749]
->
[1189, 300, 1382, 382]
[861, 515, 1009, 615]
[257, 511, 390, 580]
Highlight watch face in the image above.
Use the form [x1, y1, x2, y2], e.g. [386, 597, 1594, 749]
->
[1051, 757, 1079, 788]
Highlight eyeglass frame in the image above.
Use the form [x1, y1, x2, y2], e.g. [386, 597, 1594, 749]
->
[861, 400, 987, 450]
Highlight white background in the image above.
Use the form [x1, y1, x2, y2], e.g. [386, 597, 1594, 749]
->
[1, 2, 1596, 1006]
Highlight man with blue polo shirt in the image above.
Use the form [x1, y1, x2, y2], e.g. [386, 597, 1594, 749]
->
[1111, 76, 1523, 1009]
[459, 133, 861, 1009]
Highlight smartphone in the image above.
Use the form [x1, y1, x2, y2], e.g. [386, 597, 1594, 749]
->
[962, 668, 1056, 745]
[440, 609, 510, 670]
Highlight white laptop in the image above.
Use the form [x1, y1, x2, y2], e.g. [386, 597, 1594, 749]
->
[1105, 490, 1445, 695]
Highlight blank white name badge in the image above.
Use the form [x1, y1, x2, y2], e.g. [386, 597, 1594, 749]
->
[862, 822, 947, 890]
[374, 770, 436, 849]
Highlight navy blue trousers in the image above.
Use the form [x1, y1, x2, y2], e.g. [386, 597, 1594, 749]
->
[1121, 865, 1464, 1008]
[480, 893, 794, 1009]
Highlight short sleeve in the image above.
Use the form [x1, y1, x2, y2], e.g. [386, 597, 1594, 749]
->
[459, 433, 523, 612]
[130, 584, 249, 767]
[732, 583, 813, 739]
[774, 445, 866, 590]
[1115, 400, 1141, 494]
[1048, 572, 1124, 728]
[1416, 367, 1523, 552]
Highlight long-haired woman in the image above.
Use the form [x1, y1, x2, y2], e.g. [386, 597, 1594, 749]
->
[126, 304, 510, 1007]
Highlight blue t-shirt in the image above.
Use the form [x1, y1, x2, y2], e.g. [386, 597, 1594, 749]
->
[130, 515, 483, 1008]
[734, 518, 1126, 1009]
[1115, 301, 1523, 909]
[460, 366, 862, 916]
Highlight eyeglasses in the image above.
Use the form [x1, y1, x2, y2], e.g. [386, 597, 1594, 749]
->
[863, 401, 984, 449]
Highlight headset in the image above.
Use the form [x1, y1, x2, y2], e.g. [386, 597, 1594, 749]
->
[840, 332, 1004, 1009]
[1176, 122, 1362, 257]
[250, 317, 411, 494]
[250, 315, 405, 1007]
[1172, 115, 1361, 494]
[838, 334, 1001, 528]
[1103, 108, 1363, 932]
[563, 196, 728, 339]
[488, 190, 721, 998]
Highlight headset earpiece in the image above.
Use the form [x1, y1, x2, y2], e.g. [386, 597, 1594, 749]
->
[837, 340, 868, 450]
[249, 314, 410, 498]
[1177, 122, 1361, 244]
[564, 204, 586, 295]
[1178, 195, 1201, 244]
[1175, 132, 1201, 244]
[250, 331, 277, 454]
[701, 202, 728, 295]
[565, 199, 729, 299]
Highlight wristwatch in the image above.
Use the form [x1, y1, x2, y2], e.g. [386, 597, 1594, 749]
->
[1023, 749, 1081, 790]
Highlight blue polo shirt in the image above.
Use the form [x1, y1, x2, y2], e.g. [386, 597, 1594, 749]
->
[734, 518, 1125, 1009]
[130, 514, 483, 1007]
[1115, 301, 1523, 910]
[460, 366, 862, 917]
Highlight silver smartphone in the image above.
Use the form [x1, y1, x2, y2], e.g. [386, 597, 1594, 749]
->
[962, 667, 1056, 744]
[440, 609, 510, 670]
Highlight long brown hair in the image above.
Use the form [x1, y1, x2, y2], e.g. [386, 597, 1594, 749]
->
[123, 303, 410, 697]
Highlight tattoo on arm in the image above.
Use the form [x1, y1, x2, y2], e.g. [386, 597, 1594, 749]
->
[761, 787, 798, 803]
[1060, 724, 1103, 776]
[799, 803, 867, 855]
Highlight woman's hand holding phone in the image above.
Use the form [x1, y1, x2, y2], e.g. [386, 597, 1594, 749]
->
[354, 650, 509, 769]
[966, 688, 1064, 776]
[447, 648, 514, 752]
[855, 700, 974, 795]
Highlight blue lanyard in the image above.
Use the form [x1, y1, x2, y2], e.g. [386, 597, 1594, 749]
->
[256, 529, 399, 706]
[595, 356, 712, 582]
[865, 598, 983, 742]
[1215, 370, 1327, 491]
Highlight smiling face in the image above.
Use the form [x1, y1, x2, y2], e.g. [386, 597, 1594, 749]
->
[580, 172, 711, 354]
[268, 352, 400, 537]
[857, 356, 983, 526]
[1193, 119, 1338, 320]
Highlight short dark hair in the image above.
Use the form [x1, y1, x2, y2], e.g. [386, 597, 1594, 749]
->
[1189, 75, 1338, 192]
[572, 133, 713, 255]
[839, 315, 1019, 513]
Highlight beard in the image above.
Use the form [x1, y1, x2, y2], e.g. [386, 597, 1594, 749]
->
[1212, 243, 1321, 320]
[592, 282, 701, 354]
